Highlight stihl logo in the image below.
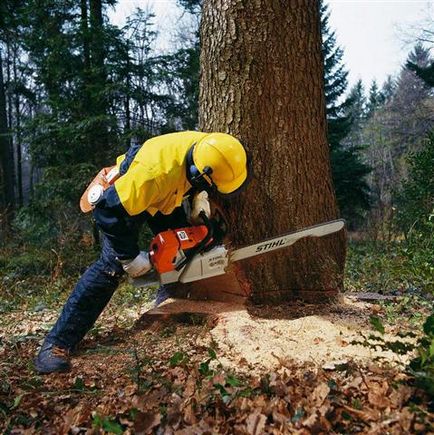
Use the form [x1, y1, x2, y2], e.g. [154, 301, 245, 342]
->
[255, 239, 285, 253]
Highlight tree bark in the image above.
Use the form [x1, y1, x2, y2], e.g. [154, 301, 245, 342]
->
[89, 0, 109, 159]
[198, 0, 346, 303]
[0, 49, 15, 221]
[89, 0, 105, 73]
[81, 0, 91, 111]
[13, 45, 23, 207]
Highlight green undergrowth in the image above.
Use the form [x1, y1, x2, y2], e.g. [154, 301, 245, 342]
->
[2, 235, 433, 313]
[0, 239, 156, 314]
[345, 238, 434, 296]
[356, 313, 434, 400]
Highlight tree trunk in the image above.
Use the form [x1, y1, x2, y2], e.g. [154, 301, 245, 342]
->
[89, 0, 105, 74]
[124, 40, 131, 148]
[13, 46, 23, 207]
[198, 0, 346, 303]
[81, 0, 91, 111]
[89, 0, 109, 161]
[0, 49, 15, 221]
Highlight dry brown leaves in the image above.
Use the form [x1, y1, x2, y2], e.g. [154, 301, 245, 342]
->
[1, 310, 433, 434]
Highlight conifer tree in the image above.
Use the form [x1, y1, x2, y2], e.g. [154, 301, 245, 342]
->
[0, 48, 15, 219]
[346, 80, 366, 127]
[9, 0, 127, 243]
[158, 0, 202, 130]
[407, 61, 434, 87]
[389, 44, 433, 152]
[20, 0, 123, 168]
[360, 45, 433, 235]
[320, 2, 370, 226]
[366, 80, 385, 116]
[321, 1, 351, 146]
[0, 0, 28, 213]
[381, 75, 396, 104]
[177, 0, 202, 14]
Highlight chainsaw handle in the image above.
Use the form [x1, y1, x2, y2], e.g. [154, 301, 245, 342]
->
[198, 210, 212, 230]
[175, 211, 213, 271]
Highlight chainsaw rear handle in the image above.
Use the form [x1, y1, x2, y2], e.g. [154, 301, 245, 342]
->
[175, 211, 214, 271]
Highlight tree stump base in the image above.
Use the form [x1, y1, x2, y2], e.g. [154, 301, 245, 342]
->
[134, 298, 245, 330]
[171, 270, 250, 304]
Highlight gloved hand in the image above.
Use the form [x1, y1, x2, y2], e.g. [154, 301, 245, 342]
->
[120, 251, 151, 278]
[190, 191, 211, 224]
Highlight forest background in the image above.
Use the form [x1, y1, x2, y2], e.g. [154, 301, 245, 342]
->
[0, 0, 432, 299]
[0, 0, 434, 432]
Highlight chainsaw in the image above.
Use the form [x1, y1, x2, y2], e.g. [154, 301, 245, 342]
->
[133, 211, 345, 288]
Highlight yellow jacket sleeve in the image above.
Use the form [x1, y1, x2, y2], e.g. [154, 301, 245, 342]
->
[114, 161, 161, 216]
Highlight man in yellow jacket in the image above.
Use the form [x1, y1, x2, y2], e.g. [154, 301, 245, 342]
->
[35, 131, 249, 374]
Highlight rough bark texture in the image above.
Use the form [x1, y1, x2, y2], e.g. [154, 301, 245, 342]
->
[197, 0, 346, 303]
[0, 49, 15, 220]
[13, 49, 23, 207]
[89, 0, 109, 157]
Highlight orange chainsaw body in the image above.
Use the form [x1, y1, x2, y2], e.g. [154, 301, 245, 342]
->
[149, 225, 209, 274]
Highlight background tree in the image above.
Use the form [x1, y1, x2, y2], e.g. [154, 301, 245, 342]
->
[344, 79, 367, 148]
[395, 132, 434, 236]
[9, 0, 124, 244]
[0, 48, 15, 226]
[395, 41, 434, 240]
[0, 0, 31, 225]
[366, 80, 385, 117]
[155, 0, 202, 130]
[407, 61, 434, 87]
[320, 1, 371, 228]
[360, 44, 434, 237]
[389, 45, 433, 151]
[199, 0, 346, 302]
[381, 75, 396, 103]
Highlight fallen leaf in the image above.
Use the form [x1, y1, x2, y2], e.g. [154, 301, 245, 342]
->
[134, 411, 161, 434]
[367, 380, 390, 409]
[345, 376, 363, 390]
[183, 402, 197, 425]
[311, 383, 330, 407]
[389, 385, 412, 409]
[245, 411, 267, 435]
[303, 411, 318, 428]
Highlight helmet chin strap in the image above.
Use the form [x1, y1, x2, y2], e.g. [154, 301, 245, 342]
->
[186, 145, 217, 194]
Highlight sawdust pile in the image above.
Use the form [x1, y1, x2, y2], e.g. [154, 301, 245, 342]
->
[207, 298, 411, 371]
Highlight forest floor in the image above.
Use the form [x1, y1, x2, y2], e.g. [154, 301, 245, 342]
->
[1, 286, 433, 434]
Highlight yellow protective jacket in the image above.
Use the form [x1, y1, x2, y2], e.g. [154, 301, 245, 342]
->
[115, 131, 207, 216]
[93, 131, 209, 260]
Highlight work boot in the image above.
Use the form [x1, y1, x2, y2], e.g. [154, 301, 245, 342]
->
[155, 285, 174, 306]
[34, 341, 71, 374]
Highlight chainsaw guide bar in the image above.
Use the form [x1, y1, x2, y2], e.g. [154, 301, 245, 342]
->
[230, 219, 345, 262]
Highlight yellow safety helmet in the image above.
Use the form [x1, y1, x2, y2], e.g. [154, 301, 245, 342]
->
[187, 133, 249, 195]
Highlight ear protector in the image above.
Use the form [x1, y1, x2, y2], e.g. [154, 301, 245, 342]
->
[186, 145, 217, 194]
[185, 143, 253, 197]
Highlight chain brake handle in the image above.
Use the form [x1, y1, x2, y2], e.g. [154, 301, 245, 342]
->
[174, 211, 214, 271]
